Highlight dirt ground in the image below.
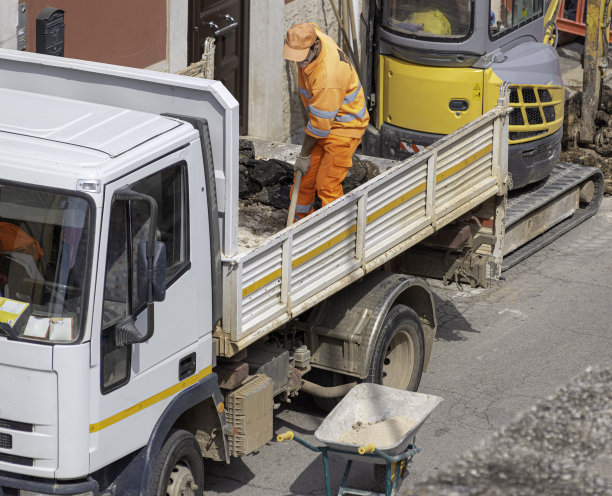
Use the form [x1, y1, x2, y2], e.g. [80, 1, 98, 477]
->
[560, 147, 612, 194]
[561, 86, 612, 194]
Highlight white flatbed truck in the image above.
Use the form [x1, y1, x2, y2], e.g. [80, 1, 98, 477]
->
[0, 49, 510, 495]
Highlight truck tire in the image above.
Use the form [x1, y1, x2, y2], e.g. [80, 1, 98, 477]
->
[312, 304, 425, 411]
[365, 304, 424, 391]
[150, 429, 205, 496]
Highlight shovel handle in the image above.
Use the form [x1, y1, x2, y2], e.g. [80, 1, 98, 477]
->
[286, 171, 303, 228]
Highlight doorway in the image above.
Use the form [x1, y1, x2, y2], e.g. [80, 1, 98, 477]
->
[189, 0, 250, 135]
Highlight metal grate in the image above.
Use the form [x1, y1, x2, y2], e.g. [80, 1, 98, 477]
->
[538, 89, 552, 102]
[509, 88, 519, 103]
[510, 130, 547, 140]
[0, 433, 11, 449]
[526, 107, 543, 125]
[0, 452, 33, 466]
[0, 419, 33, 432]
[509, 109, 524, 126]
[543, 106, 556, 122]
[522, 88, 537, 103]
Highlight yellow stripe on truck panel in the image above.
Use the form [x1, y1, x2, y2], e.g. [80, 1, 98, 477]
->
[291, 225, 357, 269]
[89, 366, 213, 433]
[241, 144, 491, 299]
[242, 268, 282, 298]
[378, 55, 484, 135]
[436, 143, 492, 183]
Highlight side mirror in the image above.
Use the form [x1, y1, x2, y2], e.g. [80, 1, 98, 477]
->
[137, 240, 167, 302]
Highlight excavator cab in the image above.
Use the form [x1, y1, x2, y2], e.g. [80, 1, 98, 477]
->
[362, 0, 564, 189]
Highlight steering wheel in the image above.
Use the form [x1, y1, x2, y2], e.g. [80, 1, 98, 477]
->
[544, 20, 558, 48]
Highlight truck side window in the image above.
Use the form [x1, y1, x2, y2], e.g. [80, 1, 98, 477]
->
[101, 162, 189, 393]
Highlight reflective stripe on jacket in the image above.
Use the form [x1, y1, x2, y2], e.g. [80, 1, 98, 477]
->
[298, 29, 369, 139]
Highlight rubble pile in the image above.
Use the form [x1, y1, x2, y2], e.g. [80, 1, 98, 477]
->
[407, 363, 612, 496]
[238, 139, 380, 209]
[236, 139, 380, 253]
[561, 86, 612, 194]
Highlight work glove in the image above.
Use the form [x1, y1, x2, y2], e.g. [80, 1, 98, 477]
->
[294, 154, 311, 175]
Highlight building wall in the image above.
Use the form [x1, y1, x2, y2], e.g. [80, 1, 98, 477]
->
[23, 0, 167, 68]
[0, 1, 19, 49]
[248, 0, 354, 142]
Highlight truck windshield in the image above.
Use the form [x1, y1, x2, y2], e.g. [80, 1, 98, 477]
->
[383, 0, 473, 39]
[0, 184, 92, 344]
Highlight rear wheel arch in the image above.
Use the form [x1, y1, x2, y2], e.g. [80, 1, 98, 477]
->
[359, 274, 436, 377]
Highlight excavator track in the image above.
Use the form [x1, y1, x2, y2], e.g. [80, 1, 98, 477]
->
[502, 162, 605, 271]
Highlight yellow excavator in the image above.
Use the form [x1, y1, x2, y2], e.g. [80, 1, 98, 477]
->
[361, 0, 605, 273]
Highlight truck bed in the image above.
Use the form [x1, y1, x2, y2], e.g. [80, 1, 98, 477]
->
[216, 102, 509, 355]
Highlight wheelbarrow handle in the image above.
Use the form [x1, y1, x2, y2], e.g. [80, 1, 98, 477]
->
[277, 431, 295, 442]
[358, 443, 376, 455]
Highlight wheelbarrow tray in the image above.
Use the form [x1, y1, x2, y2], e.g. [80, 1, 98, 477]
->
[314, 383, 442, 461]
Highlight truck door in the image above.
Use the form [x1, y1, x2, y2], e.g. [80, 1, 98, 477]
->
[89, 147, 214, 468]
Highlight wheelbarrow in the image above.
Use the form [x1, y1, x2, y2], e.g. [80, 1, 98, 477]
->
[277, 383, 442, 496]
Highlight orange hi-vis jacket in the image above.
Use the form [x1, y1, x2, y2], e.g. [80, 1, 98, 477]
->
[298, 29, 369, 139]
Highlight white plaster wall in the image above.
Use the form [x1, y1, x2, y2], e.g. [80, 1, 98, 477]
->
[0, 0, 19, 50]
[247, 0, 285, 138]
[283, 0, 343, 142]
[168, 0, 187, 73]
[247, 0, 363, 141]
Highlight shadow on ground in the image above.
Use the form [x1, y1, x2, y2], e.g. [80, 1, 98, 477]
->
[430, 291, 479, 342]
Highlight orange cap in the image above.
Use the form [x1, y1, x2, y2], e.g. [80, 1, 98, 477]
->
[283, 23, 317, 62]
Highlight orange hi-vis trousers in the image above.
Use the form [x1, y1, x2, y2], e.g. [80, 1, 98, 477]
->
[291, 134, 361, 221]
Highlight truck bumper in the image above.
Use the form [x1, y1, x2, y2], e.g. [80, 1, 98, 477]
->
[361, 123, 439, 161]
[507, 128, 561, 190]
[362, 123, 561, 191]
[0, 470, 98, 495]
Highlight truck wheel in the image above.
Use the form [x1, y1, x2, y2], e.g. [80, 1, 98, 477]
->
[150, 429, 204, 496]
[366, 304, 424, 391]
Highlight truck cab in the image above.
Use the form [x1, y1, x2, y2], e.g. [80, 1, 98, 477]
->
[0, 87, 225, 495]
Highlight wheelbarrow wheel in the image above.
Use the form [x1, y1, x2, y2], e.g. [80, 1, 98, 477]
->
[373, 461, 407, 493]
[366, 304, 424, 391]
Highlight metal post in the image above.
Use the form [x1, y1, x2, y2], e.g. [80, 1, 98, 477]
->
[579, 0, 611, 143]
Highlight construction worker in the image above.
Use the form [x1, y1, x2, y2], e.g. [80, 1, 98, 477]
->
[283, 22, 369, 221]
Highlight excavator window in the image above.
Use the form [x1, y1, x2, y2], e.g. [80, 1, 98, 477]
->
[490, 0, 544, 36]
[383, 0, 472, 39]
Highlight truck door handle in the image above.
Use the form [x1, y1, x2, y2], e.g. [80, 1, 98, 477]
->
[178, 353, 197, 381]
[213, 14, 239, 36]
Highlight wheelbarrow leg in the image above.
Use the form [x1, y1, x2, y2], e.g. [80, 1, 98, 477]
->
[323, 451, 332, 496]
[338, 459, 353, 495]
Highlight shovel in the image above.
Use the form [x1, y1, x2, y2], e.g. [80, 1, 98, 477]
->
[286, 171, 303, 227]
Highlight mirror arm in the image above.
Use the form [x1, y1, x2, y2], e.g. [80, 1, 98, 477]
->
[114, 306, 155, 347]
[114, 187, 160, 347]
[115, 187, 159, 304]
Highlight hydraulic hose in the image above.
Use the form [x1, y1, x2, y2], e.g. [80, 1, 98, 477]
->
[300, 379, 357, 398]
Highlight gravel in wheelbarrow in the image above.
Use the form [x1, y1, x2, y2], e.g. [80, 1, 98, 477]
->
[314, 383, 442, 462]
